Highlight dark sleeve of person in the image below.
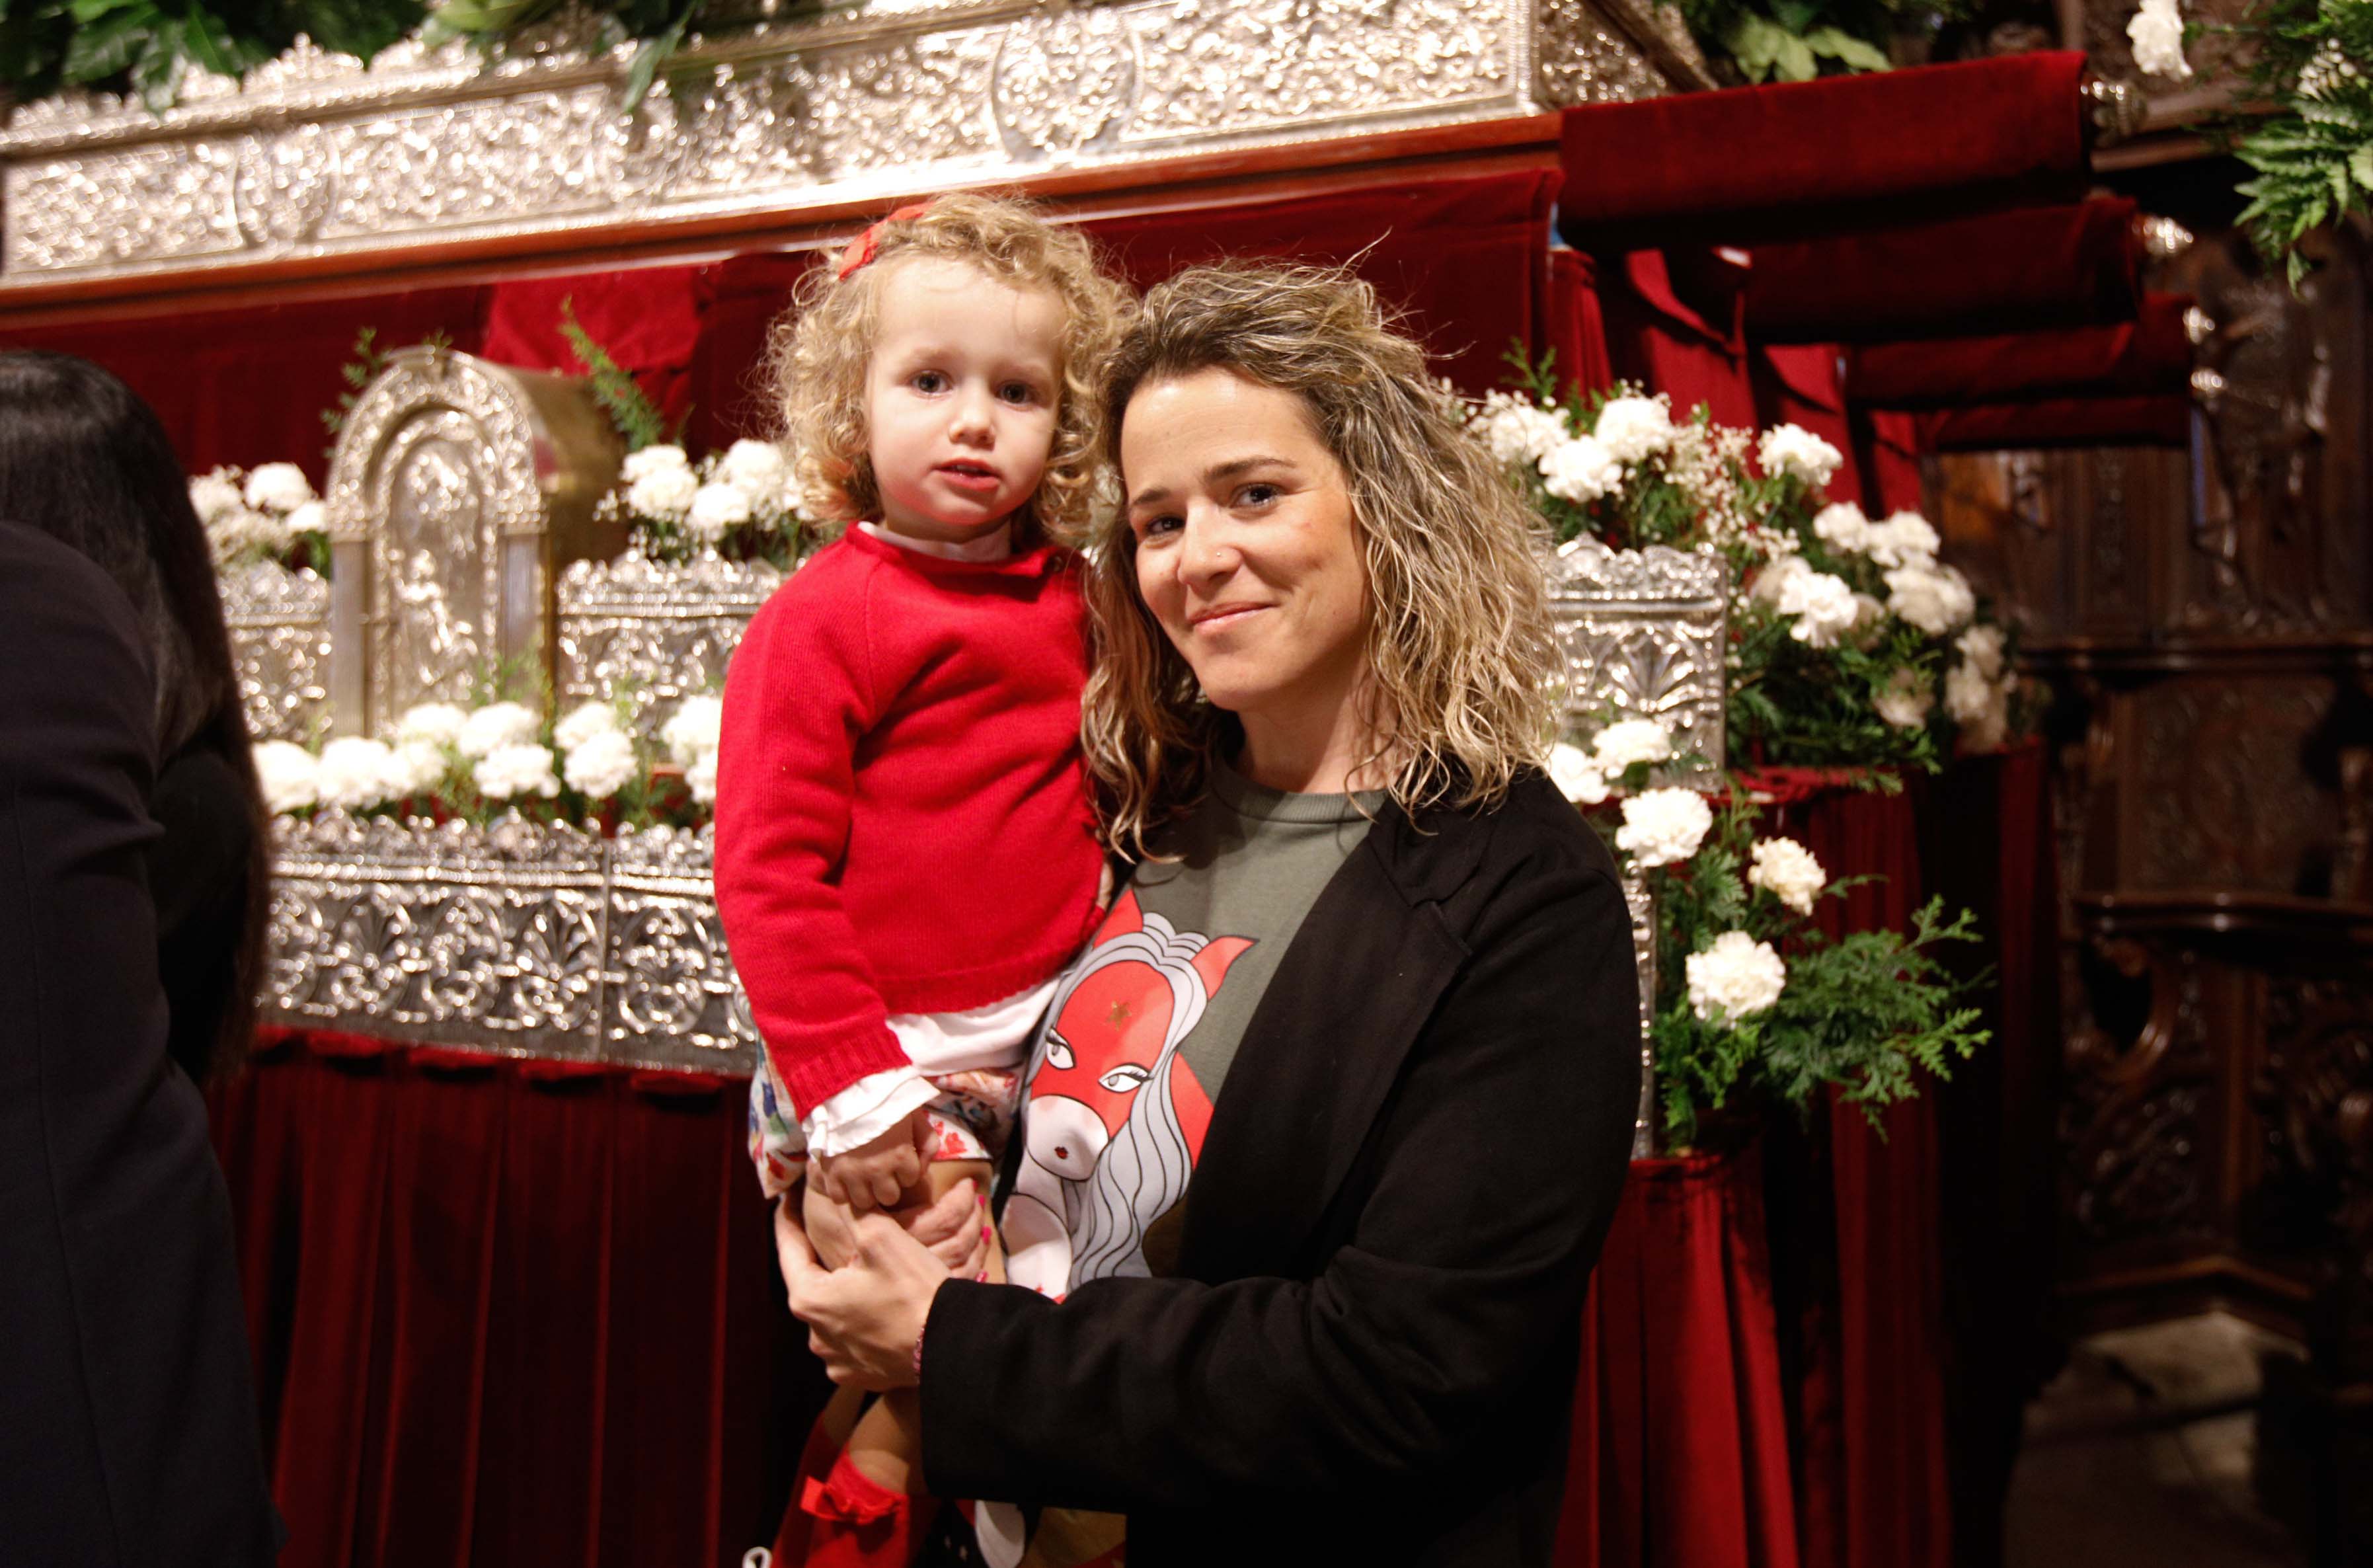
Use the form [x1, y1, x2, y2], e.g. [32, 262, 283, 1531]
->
[0, 522, 280, 1565]
[920, 822, 1641, 1510]
[149, 748, 254, 1083]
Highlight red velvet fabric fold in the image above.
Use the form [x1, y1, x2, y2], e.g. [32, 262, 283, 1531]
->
[1846, 292, 2195, 407]
[479, 264, 711, 437]
[1548, 249, 1617, 398]
[1557, 54, 2089, 250]
[1560, 1151, 1800, 1568]
[1600, 249, 1759, 428]
[1915, 393, 2193, 451]
[1744, 199, 2142, 345]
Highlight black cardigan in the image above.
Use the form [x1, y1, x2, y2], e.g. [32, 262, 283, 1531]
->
[922, 770, 1640, 1567]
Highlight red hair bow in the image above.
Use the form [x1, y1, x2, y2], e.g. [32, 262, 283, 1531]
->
[836, 200, 935, 281]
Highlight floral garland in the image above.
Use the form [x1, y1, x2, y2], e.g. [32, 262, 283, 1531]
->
[190, 463, 332, 574]
[251, 692, 722, 829]
[1468, 373, 2030, 769]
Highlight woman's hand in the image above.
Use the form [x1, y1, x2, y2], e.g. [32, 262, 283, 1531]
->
[775, 1201, 954, 1390]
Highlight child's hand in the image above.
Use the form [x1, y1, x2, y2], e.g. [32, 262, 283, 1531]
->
[813, 1109, 933, 1212]
[897, 1177, 991, 1280]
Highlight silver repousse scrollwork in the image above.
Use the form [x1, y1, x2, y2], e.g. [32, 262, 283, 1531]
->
[221, 561, 332, 741]
[1545, 539, 1729, 784]
[264, 812, 615, 1061]
[262, 812, 759, 1072]
[556, 551, 785, 739]
[1, 0, 1677, 288]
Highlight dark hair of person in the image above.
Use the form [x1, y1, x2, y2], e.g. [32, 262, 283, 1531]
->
[0, 350, 269, 1079]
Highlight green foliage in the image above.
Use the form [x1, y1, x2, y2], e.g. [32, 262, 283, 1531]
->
[559, 295, 676, 451]
[1659, 0, 1965, 86]
[321, 325, 451, 459]
[1641, 796, 1988, 1150]
[2228, 0, 2373, 285]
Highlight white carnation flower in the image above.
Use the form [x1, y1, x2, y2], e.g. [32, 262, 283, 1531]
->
[1615, 787, 1713, 869]
[1539, 434, 1624, 504]
[1590, 395, 1675, 465]
[253, 740, 319, 815]
[1955, 623, 2007, 682]
[563, 728, 640, 800]
[1944, 658, 2016, 750]
[687, 481, 754, 542]
[1864, 510, 1941, 570]
[1885, 562, 1977, 636]
[2128, 0, 2191, 79]
[475, 742, 561, 801]
[1748, 836, 1826, 915]
[627, 464, 700, 522]
[1776, 568, 1861, 649]
[1686, 931, 1788, 1023]
[1471, 393, 1569, 468]
[720, 439, 788, 494]
[620, 445, 691, 484]
[553, 699, 623, 754]
[685, 747, 719, 805]
[1548, 742, 1609, 805]
[1590, 719, 1674, 774]
[1750, 552, 1812, 608]
[1810, 501, 1871, 556]
[243, 461, 315, 514]
[1874, 668, 1935, 730]
[661, 695, 724, 765]
[394, 702, 470, 747]
[389, 738, 449, 797]
[312, 736, 402, 812]
[286, 500, 329, 538]
[1757, 424, 1843, 487]
[189, 471, 245, 527]
[457, 701, 541, 760]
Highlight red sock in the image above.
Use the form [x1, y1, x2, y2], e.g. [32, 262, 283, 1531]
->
[786, 1451, 936, 1568]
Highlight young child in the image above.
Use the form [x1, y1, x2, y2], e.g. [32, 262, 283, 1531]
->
[713, 194, 1130, 1568]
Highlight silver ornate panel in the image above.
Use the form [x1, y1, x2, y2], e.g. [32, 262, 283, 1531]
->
[264, 812, 761, 1072]
[557, 551, 785, 741]
[265, 813, 613, 1061]
[0, 0, 1681, 288]
[1624, 865, 1657, 1158]
[221, 561, 332, 742]
[1547, 539, 1729, 785]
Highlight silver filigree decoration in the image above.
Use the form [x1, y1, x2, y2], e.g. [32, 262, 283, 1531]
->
[263, 812, 759, 1072]
[1, 0, 1680, 288]
[1546, 538, 1729, 783]
[221, 561, 332, 742]
[557, 551, 785, 740]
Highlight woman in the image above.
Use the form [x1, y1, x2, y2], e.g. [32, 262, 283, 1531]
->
[0, 351, 280, 1562]
[779, 266, 1641, 1568]
[0, 350, 270, 1085]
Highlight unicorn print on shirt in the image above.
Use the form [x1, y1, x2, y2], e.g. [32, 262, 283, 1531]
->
[1003, 890, 1253, 1298]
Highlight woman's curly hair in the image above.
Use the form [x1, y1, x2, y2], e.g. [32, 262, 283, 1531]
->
[1082, 262, 1559, 859]
[769, 192, 1133, 548]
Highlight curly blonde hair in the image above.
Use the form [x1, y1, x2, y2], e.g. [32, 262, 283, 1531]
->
[1083, 262, 1559, 858]
[769, 192, 1133, 547]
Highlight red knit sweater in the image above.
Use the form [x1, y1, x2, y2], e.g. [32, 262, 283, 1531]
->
[713, 528, 1105, 1118]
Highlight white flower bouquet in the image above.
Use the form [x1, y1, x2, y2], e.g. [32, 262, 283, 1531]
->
[1473, 366, 2033, 768]
[255, 691, 726, 829]
[603, 440, 817, 568]
[190, 463, 333, 574]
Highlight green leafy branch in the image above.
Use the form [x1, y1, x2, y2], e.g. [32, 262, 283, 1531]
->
[558, 295, 678, 451]
[2228, 0, 2373, 285]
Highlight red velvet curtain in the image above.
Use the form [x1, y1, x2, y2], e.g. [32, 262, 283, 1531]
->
[1556, 53, 2089, 251]
[1846, 292, 2194, 407]
[209, 1030, 815, 1568]
[1561, 1152, 1800, 1568]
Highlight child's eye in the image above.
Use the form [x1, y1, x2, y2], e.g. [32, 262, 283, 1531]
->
[911, 371, 948, 393]
[998, 381, 1041, 405]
